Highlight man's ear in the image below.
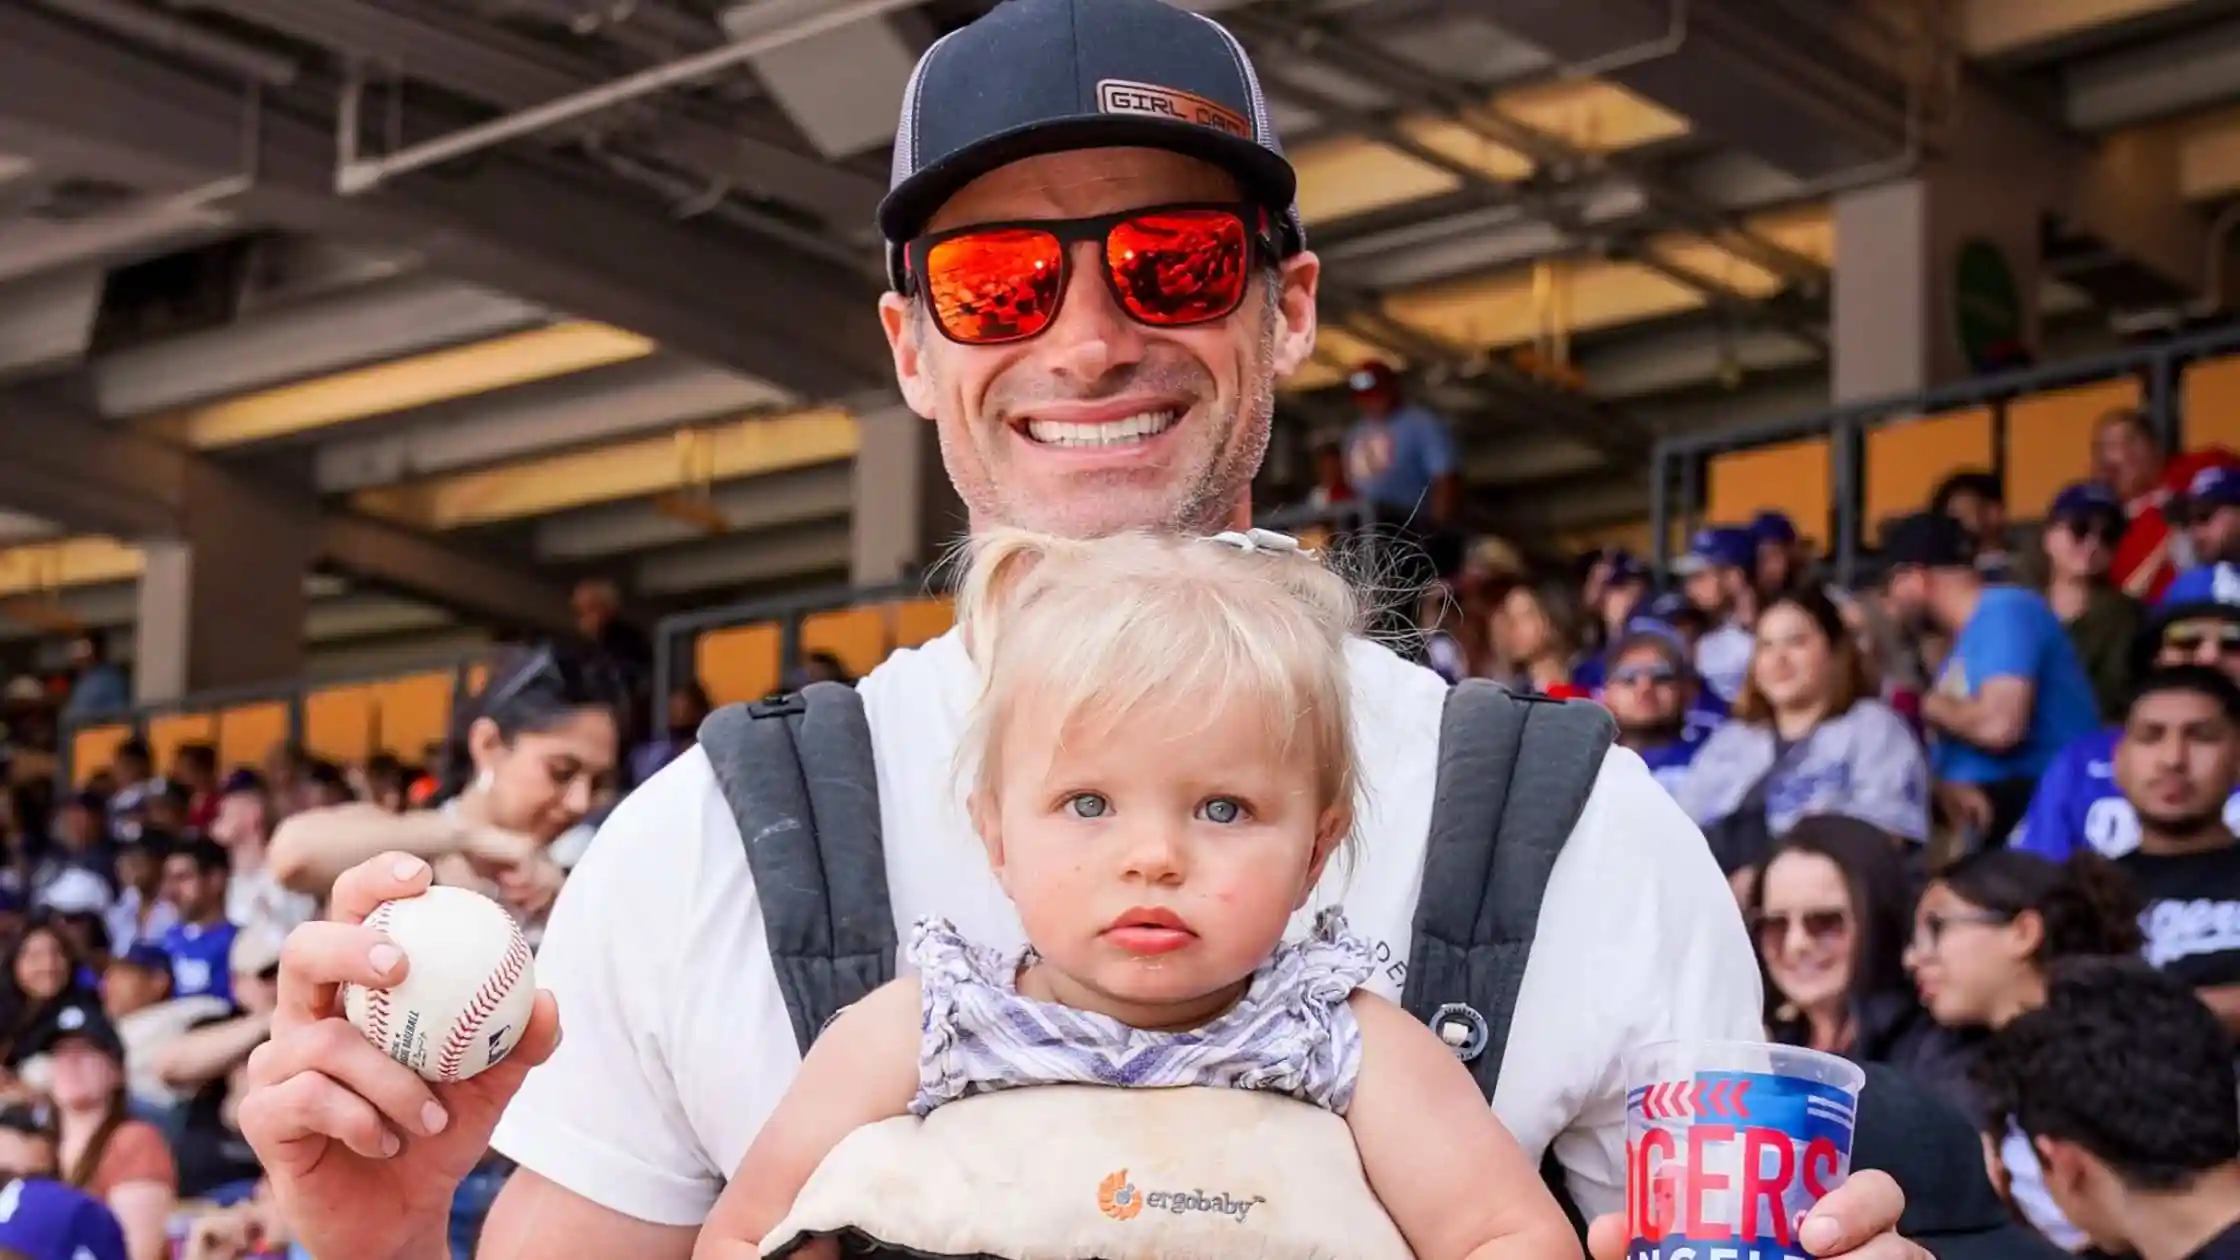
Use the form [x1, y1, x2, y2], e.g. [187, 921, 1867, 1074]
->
[2035, 1135, 2091, 1197]
[1296, 804, 1349, 908]
[1268, 251, 1321, 381]
[879, 292, 939, 420]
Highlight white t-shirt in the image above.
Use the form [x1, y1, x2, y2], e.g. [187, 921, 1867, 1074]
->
[490, 632, 1760, 1226]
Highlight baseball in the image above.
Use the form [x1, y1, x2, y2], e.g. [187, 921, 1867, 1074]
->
[342, 886, 536, 1084]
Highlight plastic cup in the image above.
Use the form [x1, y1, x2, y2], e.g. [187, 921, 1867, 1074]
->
[1624, 1040, 1865, 1260]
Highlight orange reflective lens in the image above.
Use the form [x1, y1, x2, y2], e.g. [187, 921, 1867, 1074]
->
[912, 204, 1259, 346]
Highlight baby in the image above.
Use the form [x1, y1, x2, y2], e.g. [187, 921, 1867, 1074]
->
[694, 526, 1579, 1260]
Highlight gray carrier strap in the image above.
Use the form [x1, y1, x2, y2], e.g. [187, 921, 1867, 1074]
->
[1399, 680, 1616, 1102]
[699, 683, 896, 1056]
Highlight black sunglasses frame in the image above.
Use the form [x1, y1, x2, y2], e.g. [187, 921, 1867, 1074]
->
[903, 201, 1277, 347]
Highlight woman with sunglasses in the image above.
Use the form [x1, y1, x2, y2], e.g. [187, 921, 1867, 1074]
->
[1904, 849, 2144, 1249]
[1673, 587, 1931, 870]
[268, 640, 626, 932]
[1746, 816, 1964, 1092]
[2038, 482, 2142, 723]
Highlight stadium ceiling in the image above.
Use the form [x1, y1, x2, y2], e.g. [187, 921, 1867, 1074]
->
[0, 0, 2237, 663]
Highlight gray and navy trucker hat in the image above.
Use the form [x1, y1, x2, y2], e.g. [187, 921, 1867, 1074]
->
[878, 0, 1305, 292]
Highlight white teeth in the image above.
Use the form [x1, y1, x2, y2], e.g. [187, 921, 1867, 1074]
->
[1024, 409, 1178, 448]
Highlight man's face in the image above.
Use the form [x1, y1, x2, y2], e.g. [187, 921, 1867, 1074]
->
[160, 856, 218, 920]
[2044, 514, 2116, 581]
[2093, 421, 2157, 498]
[2189, 503, 2240, 565]
[1682, 569, 1724, 616]
[878, 148, 1320, 539]
[1602, 645, 1687, 734]
[2156, 617, 2240, 680]
[2116, 687, 2240, 832]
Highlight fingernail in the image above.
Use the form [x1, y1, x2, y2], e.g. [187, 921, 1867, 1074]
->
[369, 943, 404, 977]
[380, 1130, 401, 1158]
[392, 855, 426, 881]
[422, 1101, 449, 1135]
[1800, 1214, 1840, 1253]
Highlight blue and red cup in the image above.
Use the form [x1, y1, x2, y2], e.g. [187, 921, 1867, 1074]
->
[1625, 1040, 1865, 1259]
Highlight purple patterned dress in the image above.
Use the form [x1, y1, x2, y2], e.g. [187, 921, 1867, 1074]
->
[909, 907, 1374, 1118]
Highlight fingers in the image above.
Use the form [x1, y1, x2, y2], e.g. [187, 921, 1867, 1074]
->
[239, 1064, 403, 1163]
[1585, 1211, 1626, 1260]
[328, 852, 435, 925]
[1799, 1168, 1909, 1257]
[246, 1018, 449, 1143]
[274, 921, 409, 1033]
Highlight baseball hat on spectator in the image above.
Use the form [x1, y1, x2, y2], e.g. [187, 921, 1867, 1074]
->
[2157, 561, 2240, 626]
[2173, 463, 2240, 527]
[876, 0, 1303, 289]
[0, 1177, 129, 1260]
[1608, 616, 1693, 674]
[33, 868, 110, 918]
[15, 997, 124, 1067]
[1669, 526, 1755, 577]
[0, 1102, 53, 1141]
[1848, 1065, 2069, 1260]
[2046, 481, 2121, 522]
[218, 767, 266, 798]
[1750, 511, 1799, 546]
[1348, 361, 1400, 396]
[1880, 510, 1977, 571]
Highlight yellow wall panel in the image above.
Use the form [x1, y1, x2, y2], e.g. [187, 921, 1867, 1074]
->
[801, 607, 890, 681]
[2007, 378, 2142, 516]
[1706, 436, 1831, 547]
[2183, 356, 2240, 452]
[70, 725, 131, 787]
[892, 598, 955, 650]
[304, 687, 376, 766]
[373, 673, 454, 760]
[697, 624, 782, 707]
[217, 703, 289, 774]
[1865, 409, 1994, 531]
[147, 713, 215, 776]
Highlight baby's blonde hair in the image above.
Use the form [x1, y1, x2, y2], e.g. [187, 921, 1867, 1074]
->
[955, 527, 1362, 847]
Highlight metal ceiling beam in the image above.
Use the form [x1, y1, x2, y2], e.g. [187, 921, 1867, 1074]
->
[0, 3, 894, 401]
[0, 383, 576, 633]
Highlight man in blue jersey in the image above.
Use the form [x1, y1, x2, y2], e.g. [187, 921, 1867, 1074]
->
[158, 838, 238, 1005]
[1599, 620, 1720, 795]
[1673, 526, 1759, 703]
[1884, 511, 2101, 845]
[2014, 563, 2240, 857]
[0, 1176, 128, 1260]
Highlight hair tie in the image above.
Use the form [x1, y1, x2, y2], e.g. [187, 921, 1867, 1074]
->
[1204, 528, 1315, 558]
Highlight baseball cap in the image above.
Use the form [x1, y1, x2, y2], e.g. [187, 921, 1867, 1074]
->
[2180, 463, 2240, 513]
[0, 1178, 128, 1260]
[1848, 1066, 2069, 1260]
[1669, 527, 1755, 577]
[1608, 616, 1692, 672]
[218, 767, 266, 798]
[32, 868, 109, 919]
[0, 1102, 53, 1140]
[2046, 480, 2122, 522]
[1348, 360, 1399, 395]
[1880, 510, 1977, 571]
[2159, 561, 2240, 619]
[1749, 511, 1798, 546]
[878, 0, 1303, 289]
[14, 998, 123, 1068]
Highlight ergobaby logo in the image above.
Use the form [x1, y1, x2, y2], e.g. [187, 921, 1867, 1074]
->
[1097, 1169, 1264, 1224]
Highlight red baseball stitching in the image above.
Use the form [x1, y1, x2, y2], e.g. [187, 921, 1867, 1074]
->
[434, 924, 531, 1082]
[360, 902, 396, 1054]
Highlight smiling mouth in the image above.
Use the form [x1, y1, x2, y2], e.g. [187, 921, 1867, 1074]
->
[1022, 407, 1181, 449]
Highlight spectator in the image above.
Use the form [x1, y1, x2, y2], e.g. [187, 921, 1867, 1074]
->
[1884, 510, 2100, 846]
[157, 839, 236, 1007]
[2178, 465, 2240, 569]
[29, 996, 176, 1260]
[1750, 511, 1811, 601]
[31, 794, 110, 909]
[1907, 847, 2146, 1247]
[1302, 435, 1353, 512]
[2014, 575, 2240, 858]
[0, 1102, 56, 1179]
[1975, 957, 2240, 1260]
[1340, 360, 1459, 560]
[163, 928, 280, 1203]
[167, 744, 218, 834]
[362, 753, 410, 813]
[2039, 481, 2141, 720]
[1568, 550, 1651, 691]
[1930, 470, 2014, 583]
[1845, 1063, 2071, 1260]
[2097, 407, 2239, 600]
[0, 1175, 130, 1260]
[571, 577, 653, 679]
[1672, 526, 1760, 703]
[1675, 587, 1931, 866]
[269, 639, 626, 936]
[208, 772, 311, 942]
[1746, 815, 1964, 1089]
[1598, 621, 1714, 795]
[2108, 666, 2240, 1034]
[59, 635, 128, 724]
[33, 871, 111, 969]
[100, 941, 226, 1121]
[629, 683, 712, 787]
[782, 650, 856, 694]
[101, 837, 174, 957]
[1489, 581, 1585, 697]
[0, 920, 87, 1073]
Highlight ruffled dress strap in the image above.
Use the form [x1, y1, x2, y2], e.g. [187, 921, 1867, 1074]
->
[1225, 907, 1377, 1113]
[908, 916, 1030, 1116]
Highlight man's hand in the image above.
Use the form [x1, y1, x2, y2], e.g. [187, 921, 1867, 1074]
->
[237, 851, 561, 1260]
[1588, 1169, 1925, 1260]
[1935, 782, 1994, 837]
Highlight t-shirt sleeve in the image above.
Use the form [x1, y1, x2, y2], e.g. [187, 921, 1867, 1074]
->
[1958, 595, 2047, 686]
[1507, 749, 1761, 1222]
[90, 1120, 176, 1196]
[489, 753, 741, 1227]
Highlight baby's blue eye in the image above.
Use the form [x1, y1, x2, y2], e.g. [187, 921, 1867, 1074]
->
[1065, 793, 1110, 819]
[1198, 797, 1244, 824]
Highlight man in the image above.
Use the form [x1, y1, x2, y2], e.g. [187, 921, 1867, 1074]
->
[1883, 510, 2099, 844]
[1750, 510, 1810, 600]
[2014, 569, 2240, 859]
[1930, 470, 2013, 582]
[1342, 359, 1461, 633]
[101, 940, 229, 1115]
[1975, 956, 2240, 1260]
[158, 838, 238, 1005]
[1672, 526, 1758, 703]
[2098, 407, 2238, 601]
[2107, 666, 2240, 1034]
[2038, 481, 2140, 720]
[1597, 620, 1716, 795]
[236, 4, 1918, 1259]
[209, 770, 314, 939]
[2180, 465, 2240, 569]
[59, 632, 127, 723]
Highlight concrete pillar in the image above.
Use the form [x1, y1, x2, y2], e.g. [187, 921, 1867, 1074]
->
[1832, 164, 2044, 403]
[850, 406, 966, 586]
[133, 463, 314, 704]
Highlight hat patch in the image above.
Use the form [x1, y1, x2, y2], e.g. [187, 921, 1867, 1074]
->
[1096, 79, 1249, 139]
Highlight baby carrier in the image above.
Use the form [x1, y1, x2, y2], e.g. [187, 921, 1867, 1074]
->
[699, 678, 1615, 1260]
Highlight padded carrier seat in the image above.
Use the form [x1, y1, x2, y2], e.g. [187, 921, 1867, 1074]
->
[761, 1085, 1414, 1260]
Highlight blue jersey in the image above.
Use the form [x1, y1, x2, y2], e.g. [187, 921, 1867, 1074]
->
[160, 920, 237, 1005]
[1636, 726, 1711, 797]
[2012, 727, 2240, 857]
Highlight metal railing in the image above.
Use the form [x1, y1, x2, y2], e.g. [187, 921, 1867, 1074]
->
[1649, 321, 2240, 588]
